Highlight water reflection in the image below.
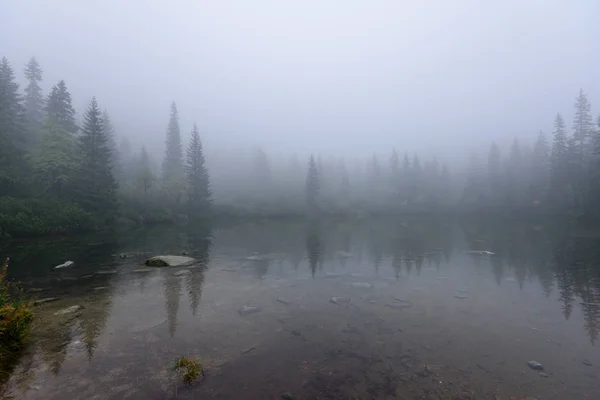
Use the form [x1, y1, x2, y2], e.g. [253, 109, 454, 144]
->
[306, 221, 322, 278]
[3, 218, 600, 398]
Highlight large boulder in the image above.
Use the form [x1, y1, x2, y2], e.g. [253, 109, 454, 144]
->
[145, 255, 196, 267]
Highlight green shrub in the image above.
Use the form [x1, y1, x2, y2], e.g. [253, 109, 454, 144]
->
[0, 258, 33, 379]
[0, 197, 96, 237]
[173, 356, 203, 384]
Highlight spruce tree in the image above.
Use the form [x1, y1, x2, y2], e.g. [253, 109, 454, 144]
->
[45, 80, 77, 134]
[102, 110, 121, 179]
[75, 97, 118, 221]
[506, 138, 523, 207]
[31, 120, 78, 198]
[572, 89, 593, 159]
[531, 131, 550, 202]
[135, 146, 155, 195]
[549, 114, 571, 212]
[551, 113, 569, 183]
[185, 123, 211, 216]
[23, 57, 44, 147]
[162, 101, 183, 181]
[306, 154, 320, 211]
[488, 142, 501, 201]
[0, 57, 26, 195]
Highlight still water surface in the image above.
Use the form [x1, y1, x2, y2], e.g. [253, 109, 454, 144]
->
[1, 218, 599, 399]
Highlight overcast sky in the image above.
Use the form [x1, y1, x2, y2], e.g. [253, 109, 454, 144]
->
[2, 0, 599, 161]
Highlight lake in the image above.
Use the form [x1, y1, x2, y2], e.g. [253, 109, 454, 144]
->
[1, 218, 599, 399]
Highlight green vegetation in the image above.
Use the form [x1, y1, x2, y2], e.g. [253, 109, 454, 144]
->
[173, 356, 203, 384]
[2, 54, 600, 238]
[0, 258, 33, 379]
[0, 57, 211, 238]
[0, 197, 95, 237]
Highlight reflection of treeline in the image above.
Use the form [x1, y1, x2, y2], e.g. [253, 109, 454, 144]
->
[461, 220, 600, 344]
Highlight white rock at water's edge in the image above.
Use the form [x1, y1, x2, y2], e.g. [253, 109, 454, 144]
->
[54, 261, 74, 269]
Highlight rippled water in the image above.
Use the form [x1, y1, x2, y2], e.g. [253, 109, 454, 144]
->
[1, 218, 599, 399]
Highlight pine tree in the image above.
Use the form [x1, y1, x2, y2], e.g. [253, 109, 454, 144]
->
[75, 97, 118, 221]
[135, 146, 155, 195]
[551, 114, 569, 185]
[506, 138, 523, 207]
[161, 102, 183, 181]
[488, 142, 501, 202]
[254, 148, 272, 188]
[0, 57, 26, 195]
[119, 136, 134, 182]
[23, 57, 44, 147]
[306, 154, 320, 211]
[101, 110, 121, 180]
[390, 149, 399, 175]
[185, 123, 211, 217]
[572, 89, 593, 159]
[31, 120, 79, 198]
[45, 80, 77, 134]
[531, 131, 550, 203]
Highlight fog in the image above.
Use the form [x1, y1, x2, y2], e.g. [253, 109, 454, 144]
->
[4, 0, 599, 160]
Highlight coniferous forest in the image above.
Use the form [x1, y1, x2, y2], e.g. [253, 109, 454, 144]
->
[1, 56, 600, 237]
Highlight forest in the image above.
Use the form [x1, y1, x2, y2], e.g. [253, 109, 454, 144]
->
[1, 56, 600, 238]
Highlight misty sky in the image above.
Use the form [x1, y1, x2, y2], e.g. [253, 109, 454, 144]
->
[2, 0, 599, 161]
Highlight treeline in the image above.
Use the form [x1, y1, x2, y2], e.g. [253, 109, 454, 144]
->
[460, 91, 600, 216]
[1, 55, 599, 237]
[0, 56, 210, 237]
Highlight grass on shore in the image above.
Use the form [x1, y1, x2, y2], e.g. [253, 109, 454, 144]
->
[0, 257, 33, 381]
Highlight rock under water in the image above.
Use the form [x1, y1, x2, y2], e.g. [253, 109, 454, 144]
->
[145, 255, 196, 267]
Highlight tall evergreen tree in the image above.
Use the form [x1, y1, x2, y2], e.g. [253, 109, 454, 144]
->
[185, 123, 211, 216]
[31, 120, 78, 198]
[572, 89, 593, 159]
[551, 113, 569, 186]
[506, 138, 523, 207]
[306, 154, 320, 211]
[0, 57, 26, 195]
[488, 142, 501, 202]
[531, 131, 550, 202]
[161, 102, 183, 181]
[135, 146, 155, 195]
[75, 97, 118, 221]
[101, 110, 121, 180]
[45, 80, 77, 134]
[23, 57, 44, 147]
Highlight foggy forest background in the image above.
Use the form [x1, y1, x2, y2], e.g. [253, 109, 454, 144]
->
[1, 56, 600, 237]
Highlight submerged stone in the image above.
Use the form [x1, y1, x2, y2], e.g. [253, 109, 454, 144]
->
[33, 297, 59, 306]
[145, 255, 196, 267]
[389, 298, 413, 308]
[96, 270, 117, 275]
[173, 269, 191, 276]
[133, 268, 153, 273]
[350, 282, 373, 289]
[467, 250, 495, 256]
[54, 305, 83, 316]
[330, 297, 351, 305]
[238, 306, 261, 316]
[527, 361, 544, 371]
[335, 250, 352, 258]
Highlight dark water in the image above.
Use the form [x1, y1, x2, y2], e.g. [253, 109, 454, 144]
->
[1, 218, 600, 400]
